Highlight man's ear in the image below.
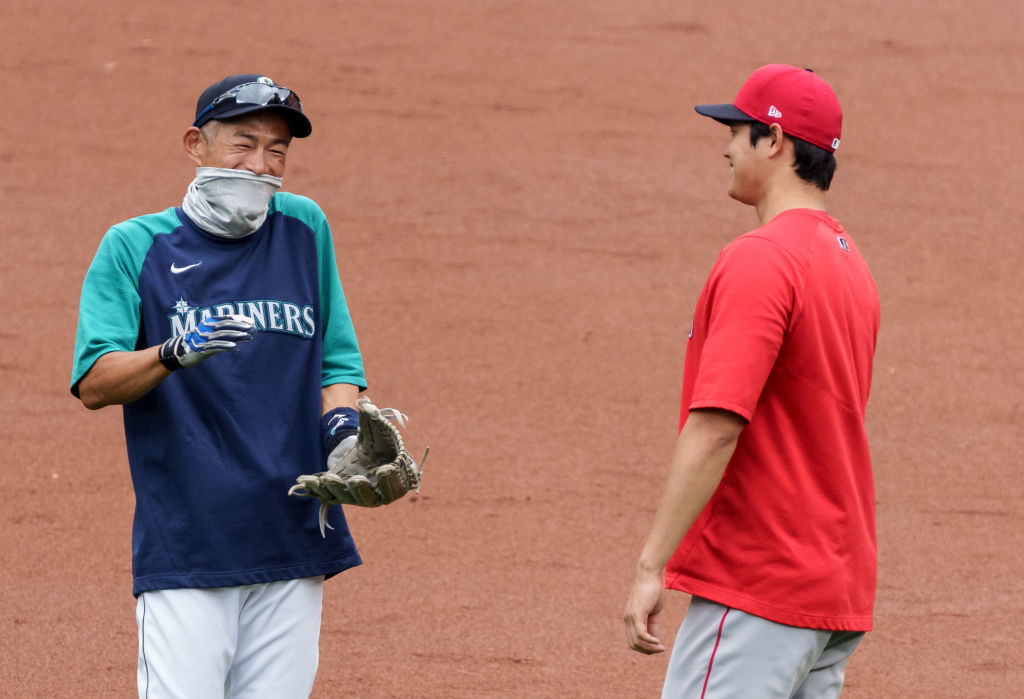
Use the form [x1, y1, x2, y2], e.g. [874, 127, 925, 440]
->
[767, 123, 786, 158]
[183, 126, 205, 166]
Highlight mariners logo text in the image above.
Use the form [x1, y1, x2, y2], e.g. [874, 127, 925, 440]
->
[169, 298, 315, 338]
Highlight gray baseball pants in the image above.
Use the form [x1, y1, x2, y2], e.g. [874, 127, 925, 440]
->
[661, 596, 865, 699]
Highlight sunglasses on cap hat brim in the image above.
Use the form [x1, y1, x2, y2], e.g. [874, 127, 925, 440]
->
[193, 81, 309, 136]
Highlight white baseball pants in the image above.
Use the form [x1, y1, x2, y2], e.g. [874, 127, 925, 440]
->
[136, 576, 325, 699]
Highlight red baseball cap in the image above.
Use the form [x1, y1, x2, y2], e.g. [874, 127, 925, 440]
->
[695, 64, 842, 152]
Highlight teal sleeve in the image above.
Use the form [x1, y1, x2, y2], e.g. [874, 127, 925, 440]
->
[70, 224, 151, 396]
[274, 193, 366, 390]
[317, 214, 367, 390]
[69, 209, 176, 397]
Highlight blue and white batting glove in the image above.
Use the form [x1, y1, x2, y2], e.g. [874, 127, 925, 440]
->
[158, 314, 255, 370]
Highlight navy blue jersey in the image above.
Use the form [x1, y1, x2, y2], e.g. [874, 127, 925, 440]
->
[71, 193, 367, 596]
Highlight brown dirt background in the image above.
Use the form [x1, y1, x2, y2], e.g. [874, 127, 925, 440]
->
[2, 1, 1022, 697]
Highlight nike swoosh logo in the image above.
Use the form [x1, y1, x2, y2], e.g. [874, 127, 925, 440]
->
[171, 262, 202, 274]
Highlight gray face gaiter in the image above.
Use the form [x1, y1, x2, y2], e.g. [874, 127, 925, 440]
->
[182, 167, 283, 239]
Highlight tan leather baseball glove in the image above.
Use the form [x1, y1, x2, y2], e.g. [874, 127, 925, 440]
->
[288, 397, 427, 535]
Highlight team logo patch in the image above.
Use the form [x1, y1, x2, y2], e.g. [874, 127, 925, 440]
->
[173, 297, 192, 315]
[837, 236, 850, 252]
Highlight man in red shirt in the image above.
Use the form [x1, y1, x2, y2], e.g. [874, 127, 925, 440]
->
[624, 64, 880, 697]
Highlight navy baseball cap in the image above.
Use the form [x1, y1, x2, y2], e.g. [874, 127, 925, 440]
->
[193, 74, 312, 138]
[695, 64, 842, 152]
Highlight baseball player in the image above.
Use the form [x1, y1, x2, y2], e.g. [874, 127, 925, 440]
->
[71, 74, 368, 697]
[623, 64, 880, 697]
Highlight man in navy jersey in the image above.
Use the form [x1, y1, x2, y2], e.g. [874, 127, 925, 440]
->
[71, 74, 367, 697]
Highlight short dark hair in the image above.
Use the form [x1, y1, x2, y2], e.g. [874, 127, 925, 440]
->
[199, 120, 221, 143]
[747, 121, 836, 191]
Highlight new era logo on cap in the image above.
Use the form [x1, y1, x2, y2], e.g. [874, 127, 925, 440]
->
[768, 105, 783, 118]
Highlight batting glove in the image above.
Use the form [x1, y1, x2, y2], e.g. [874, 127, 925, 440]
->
[158, 314, 255, 370]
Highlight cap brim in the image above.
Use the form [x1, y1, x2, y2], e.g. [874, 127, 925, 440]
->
[198, 103, 313, 138]
[694, 103, 757, 125]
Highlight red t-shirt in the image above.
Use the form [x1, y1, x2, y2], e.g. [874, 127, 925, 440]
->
[665, 209, 880, 631]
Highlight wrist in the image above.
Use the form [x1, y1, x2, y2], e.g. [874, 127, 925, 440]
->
[158, 337, 182, 371]
[321, 406, 359, 457]
[636, 555, 666, 578]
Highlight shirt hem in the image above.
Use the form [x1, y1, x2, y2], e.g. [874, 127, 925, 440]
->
[132, 551, 363, 597]
[665, 573, 873, 632]
[321, 375, 368, 391]
[688, 399, 753, 422]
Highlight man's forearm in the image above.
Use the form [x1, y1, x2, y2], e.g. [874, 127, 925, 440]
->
[637, 409, 745, 574]
[77, 347, 171, 410]
[321, 383, 360, 415]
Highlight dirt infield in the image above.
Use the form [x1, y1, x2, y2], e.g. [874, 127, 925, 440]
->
[2, 1, 1022, 696]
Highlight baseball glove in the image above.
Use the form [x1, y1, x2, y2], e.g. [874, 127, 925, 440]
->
[288, 397, 428, 535]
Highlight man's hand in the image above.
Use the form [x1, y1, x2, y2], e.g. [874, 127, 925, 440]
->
[624, 567, 667, 654]
[159, 314, 255, 370]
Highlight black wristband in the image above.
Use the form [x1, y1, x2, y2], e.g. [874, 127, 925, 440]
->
[158, 337, 182, 371]
[321, 406, 359, 457]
